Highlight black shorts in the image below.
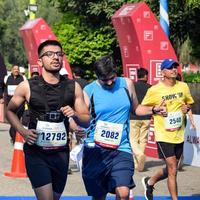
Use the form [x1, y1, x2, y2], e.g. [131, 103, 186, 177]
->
[157, 142, 184, 159]
[24, 144, 69, 194]
[82, 146, 135, 198]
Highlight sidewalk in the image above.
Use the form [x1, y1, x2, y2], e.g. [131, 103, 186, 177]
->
[0, 122, 199, 197]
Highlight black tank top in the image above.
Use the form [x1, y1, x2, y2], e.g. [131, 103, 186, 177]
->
[28, 75, 75, 131]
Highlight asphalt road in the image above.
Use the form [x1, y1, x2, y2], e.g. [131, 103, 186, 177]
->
[0, 122, 199, 197]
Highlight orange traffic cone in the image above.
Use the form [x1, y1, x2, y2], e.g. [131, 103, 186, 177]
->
[129, 189, 134, 200]
[4, 131, 27, 178]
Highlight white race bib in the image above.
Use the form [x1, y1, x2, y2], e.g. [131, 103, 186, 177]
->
[94, 120, 123, 149]
[7, 85, 17, 96]
[36, 120, 67, 148]
[165, 111, 183, 131]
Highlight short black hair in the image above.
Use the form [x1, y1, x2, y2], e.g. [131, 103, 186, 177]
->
[38, 40, 62, 57]
[73, 66, 84, 77]
[137, 68, 148, 79]
[94, 55, 116, 78]
[31, 71, 39, 77]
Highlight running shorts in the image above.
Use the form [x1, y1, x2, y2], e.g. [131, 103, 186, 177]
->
[24, 144, 69, 194]
[82, 146, 135, 198]
[157, 142, 184, 159]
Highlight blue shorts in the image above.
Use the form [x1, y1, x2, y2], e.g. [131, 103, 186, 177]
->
[24, 144, 69, 194]
[82, 146, 135, 198]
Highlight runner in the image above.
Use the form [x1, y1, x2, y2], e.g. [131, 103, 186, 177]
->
[6, 40, 90, 200]
[82, 55, 167, 200]
[141, 58, 194, 200]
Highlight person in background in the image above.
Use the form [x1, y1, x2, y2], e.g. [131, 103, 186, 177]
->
[72, 65, 88, 89]
[31, 71, 39, 78]
[0, 64, 26, 143]
[130, 68, 152, 172]
[59, 67, 69, 79]
[82, 55, 167, 200]
[141, 59, 194, 200]
[6, 40, 90, 200]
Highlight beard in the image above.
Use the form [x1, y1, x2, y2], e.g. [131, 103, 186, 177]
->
[45, 68, 61, 74]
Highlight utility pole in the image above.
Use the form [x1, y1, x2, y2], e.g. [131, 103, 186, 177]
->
[29, 0, 37, 20]
[160, 0, 169, 37]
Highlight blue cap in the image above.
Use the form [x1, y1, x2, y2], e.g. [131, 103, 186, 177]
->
[161, 59, 179, 70]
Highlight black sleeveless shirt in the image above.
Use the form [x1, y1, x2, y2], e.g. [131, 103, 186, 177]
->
[28, 75, 75, 131]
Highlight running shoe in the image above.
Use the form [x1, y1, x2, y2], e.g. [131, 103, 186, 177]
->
[142, 176, 154, 200]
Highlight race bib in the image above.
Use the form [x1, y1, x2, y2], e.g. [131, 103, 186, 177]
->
[7, 85, 17, 96]
[36, 120, 67, 148]
[94, 120, 123, 149]
[165, 111, 183, 131]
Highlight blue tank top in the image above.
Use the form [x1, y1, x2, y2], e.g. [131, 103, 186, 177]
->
[84, 77, 132, 154]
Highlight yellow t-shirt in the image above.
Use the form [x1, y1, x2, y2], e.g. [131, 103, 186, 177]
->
[142, 81, 194, 143]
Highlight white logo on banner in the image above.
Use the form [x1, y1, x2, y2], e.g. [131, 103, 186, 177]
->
[149, 60, 163, 84]
[144, 31, 153, 41]
[118, 6, 135, 16]
[126, 64, 139, 81]
[123, 46, 129, 58]
[126, 35, 132, 43]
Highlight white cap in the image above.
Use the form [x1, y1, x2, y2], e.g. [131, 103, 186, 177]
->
[19, 66, 25, 73]
[59, 67, 69, 75]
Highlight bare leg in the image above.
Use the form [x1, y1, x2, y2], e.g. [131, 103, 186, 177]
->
[165, 156, 178, 200]
[115, 186, 129, 200]
[34, 183, 61, 200]
[148, 167, 168, 185]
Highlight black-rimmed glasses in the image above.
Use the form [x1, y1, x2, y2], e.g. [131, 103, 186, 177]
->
[39, 51, 65, 58]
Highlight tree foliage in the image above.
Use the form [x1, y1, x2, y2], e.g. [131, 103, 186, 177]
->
[0, 0, 199, 73]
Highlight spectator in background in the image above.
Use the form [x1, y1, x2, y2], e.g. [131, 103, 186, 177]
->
[72, 66, 88, 89]
[130, 68, 152, 172]
[31, 71, 39, 78]
[0, 53, 7, 100]
[0, 64, 26, 143]
[59, 67, 69, 79]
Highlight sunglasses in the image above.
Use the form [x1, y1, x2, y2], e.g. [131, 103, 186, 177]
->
[166, 65, 178, 70]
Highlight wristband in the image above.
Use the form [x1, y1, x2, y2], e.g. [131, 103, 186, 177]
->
[152, 106, 157, 114]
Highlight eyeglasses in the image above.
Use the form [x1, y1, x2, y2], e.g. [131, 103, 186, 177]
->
[98, 74, 116, 82]
[39, 51, 65, 58]
[166, 65, 178, 70]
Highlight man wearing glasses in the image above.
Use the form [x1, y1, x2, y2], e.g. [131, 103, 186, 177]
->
[6, 40, 90, 200]
[82, 55, 168, 200]
[141, 59, 194, 200]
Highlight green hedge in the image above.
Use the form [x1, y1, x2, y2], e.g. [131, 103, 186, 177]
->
[183, 72, 200, 83]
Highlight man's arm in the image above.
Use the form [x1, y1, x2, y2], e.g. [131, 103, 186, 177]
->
[126, 78, 167, 116]
[60, 82, 90, 128]
[6, 81, 38, 144]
